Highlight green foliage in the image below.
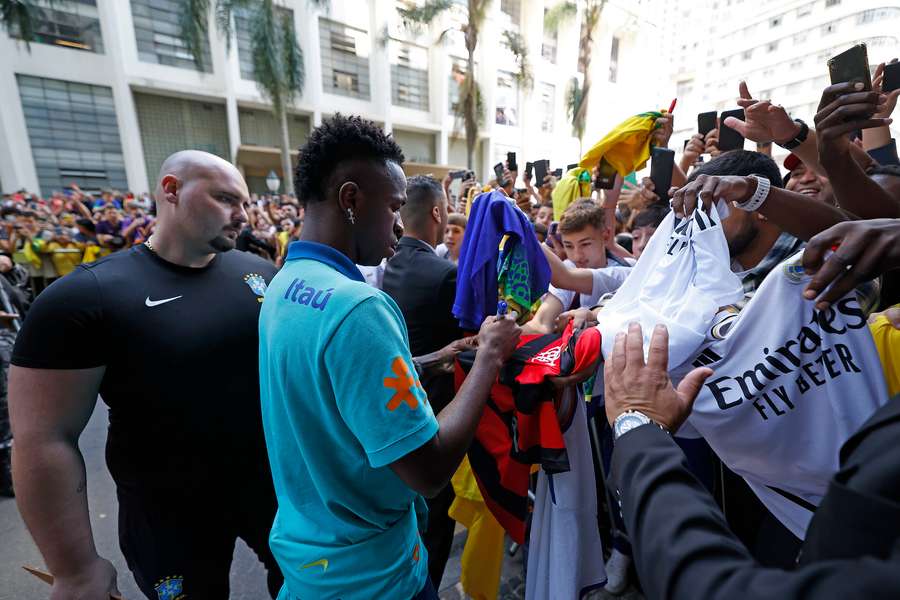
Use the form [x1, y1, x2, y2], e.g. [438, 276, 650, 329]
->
[179, 0, 211, 70]
[543, 1, 576, 31]
[397, 0, 453, 33]
[1, 0, 64, 47]
[566, 76, 585, 140]
[503, 30, 532, 92]
[452, 75, 484, 128]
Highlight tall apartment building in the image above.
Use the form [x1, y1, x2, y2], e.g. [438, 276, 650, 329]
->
[651, 0, 900, 157]
[0, 0, 651, 196]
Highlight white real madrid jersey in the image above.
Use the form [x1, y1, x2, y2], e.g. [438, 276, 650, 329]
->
[672, 250, 890, 539]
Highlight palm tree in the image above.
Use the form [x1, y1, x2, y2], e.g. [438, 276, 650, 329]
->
[1, 0, 59, 48]
[545, 0, 607, 146]
[398, 0, 490, 170]
[179, 0, 327, 194]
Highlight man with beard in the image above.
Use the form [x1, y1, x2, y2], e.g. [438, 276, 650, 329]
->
[9, 150, 283, 599]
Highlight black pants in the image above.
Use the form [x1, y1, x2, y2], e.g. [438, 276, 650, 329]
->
[117, 481, 283, 599]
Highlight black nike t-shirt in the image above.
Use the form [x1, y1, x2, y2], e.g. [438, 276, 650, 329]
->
[12, 245, 277, 492]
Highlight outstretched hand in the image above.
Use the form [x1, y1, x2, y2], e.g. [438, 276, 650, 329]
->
[721, 81, 799, 145]
[604, 323, 713, 433]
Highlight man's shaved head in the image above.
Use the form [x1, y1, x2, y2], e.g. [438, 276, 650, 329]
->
[155, 150, 242, 198]
[154, 150, 249, 254]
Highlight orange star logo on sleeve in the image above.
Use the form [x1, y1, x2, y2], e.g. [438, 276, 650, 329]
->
[383, 357, 424, 411]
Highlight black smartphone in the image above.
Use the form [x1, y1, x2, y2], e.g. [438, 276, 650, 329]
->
[507, 152, 518, 172]
[883, 61, 900, 93]
[566, 163, 578, 171]
[534, 159, 549, 184]
[718, 108, 745, 152]
[594, 158, 617, 190]
[552, 168, 563, 178]
[494, 162, 509, 187]
[828, 44, 872, 90]
[448, 169, 467, 180]
[463, 170, 474, 181]
[649, 147, 675, 202]
[525, 161, 534, 179]
[698, 111, 717, 136]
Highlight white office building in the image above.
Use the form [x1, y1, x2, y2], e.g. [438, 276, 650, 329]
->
[0, 0, 655, 196]
[650, 0, 900, 158]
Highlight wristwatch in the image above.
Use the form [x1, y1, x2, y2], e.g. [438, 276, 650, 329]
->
[778, 118, 809, 150]
[613, 410, 655, 441]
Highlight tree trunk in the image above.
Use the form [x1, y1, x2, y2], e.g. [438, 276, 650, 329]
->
[277, 102, 294, 195]
[464, 50, 477, 170]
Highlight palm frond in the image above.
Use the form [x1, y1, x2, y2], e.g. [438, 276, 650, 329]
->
[280, 8, 304, 101]
[178, 0, 211, 69]
[214, 0, 247, 51]
[543, 1, 576, 31]
[503, 30, 533, 92]
[0, 0, 36, 46]
[250, 0, 282, 108]
[453, 75, 484, 128]
[397, 0, 453, 31]
[566, 76, 585, 140]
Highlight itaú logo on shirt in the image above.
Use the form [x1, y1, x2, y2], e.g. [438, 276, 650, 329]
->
[283, 278, 333, 310]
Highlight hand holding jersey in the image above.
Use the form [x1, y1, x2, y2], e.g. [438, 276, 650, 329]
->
[598, 195, 892, 538]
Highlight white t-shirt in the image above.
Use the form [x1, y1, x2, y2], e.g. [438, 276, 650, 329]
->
[547, 259, 632, 310]
[672, 250, 890, 539]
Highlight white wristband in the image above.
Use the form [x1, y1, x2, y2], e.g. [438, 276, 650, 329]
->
[735, 175, 770, 212]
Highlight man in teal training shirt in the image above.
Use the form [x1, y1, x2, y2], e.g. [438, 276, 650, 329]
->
[259, 115, 521, 600]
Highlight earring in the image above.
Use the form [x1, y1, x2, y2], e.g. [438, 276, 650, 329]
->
[346, 208, 356, 225]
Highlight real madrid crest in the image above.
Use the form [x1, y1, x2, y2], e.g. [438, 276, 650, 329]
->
[243, 273, 268, 302]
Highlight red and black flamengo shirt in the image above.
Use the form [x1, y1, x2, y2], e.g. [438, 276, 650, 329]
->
[454, 322, 601, 543]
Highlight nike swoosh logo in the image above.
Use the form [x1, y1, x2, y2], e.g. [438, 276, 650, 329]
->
[145, 295, 182, 307]
[301, 559, 328, 572]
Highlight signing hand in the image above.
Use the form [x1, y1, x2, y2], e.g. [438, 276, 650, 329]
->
[604, 323, 713, 432]
[802, 218, 900, 310]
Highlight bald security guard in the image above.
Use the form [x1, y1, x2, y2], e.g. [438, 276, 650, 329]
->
[9, 151, 283, 599]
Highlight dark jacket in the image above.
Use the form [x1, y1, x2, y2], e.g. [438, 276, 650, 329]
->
[610, 395, 900, 600]
[383, 236, 461, 412]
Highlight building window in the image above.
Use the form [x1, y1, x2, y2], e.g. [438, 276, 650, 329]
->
[319, 19, 371, 100]
[790, 59, 803, 69]
[769, 16, 781, 27]
[17, 75, 127, 195]
[821, 21, 837, 35]
[857, 8, 899, 24]
[495, 71, 518, 126]
[742, 49, 753, 60]
[797, 3, 812, 17]
[541, 8, 557, 63]
[609, 36, 620, 83]
[133, 93, 230, 191]
[500, 0, 521, 26]
[448, 57, 472, 115]
[8, 0, 103, 53]
[391, 41, 429, 111]
[131, 0, 211, 71]
[793, 32, 808, 44]
[392, 129, 436, 164]
[767, 41, 779, 53]
[539, 83, 554, 133]
[235, 6, 294, 81]
[238, 108, 310, 148]
[825, 0, 840, 7]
